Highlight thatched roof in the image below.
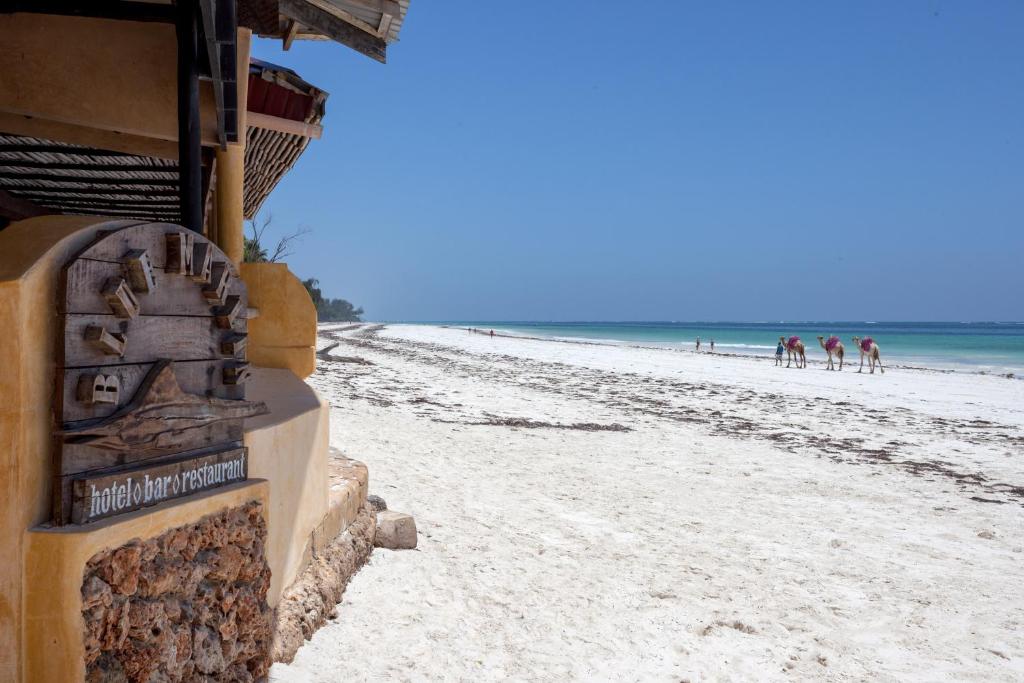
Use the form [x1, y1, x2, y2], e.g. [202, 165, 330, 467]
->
[0, 135, 186, 223]
[244, 59, 328, 218]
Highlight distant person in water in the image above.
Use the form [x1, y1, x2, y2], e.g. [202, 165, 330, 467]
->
[696, 336, 701, 351]
[775, 340, 785, 366]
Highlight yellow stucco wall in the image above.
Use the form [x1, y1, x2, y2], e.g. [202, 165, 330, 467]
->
[23, 481, 269, 683]
[0, 216, 134, 682]
[0, 14, 219, 147]
[243, 369, 330, 606]
[240, 263, 318, 379]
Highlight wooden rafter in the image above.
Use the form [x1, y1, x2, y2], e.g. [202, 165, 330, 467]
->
[279, 0, 387, 63]
[247, 112, 323, 140]
[283, 19, 300, 50]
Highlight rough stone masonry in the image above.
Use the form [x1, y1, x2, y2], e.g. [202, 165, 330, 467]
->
[82, 501, 272, 682]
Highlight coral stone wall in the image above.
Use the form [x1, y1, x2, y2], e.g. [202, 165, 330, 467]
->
[81, 501, 272, 682]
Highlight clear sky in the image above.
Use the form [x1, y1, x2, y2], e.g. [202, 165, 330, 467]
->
[251, 1, 1023, 322]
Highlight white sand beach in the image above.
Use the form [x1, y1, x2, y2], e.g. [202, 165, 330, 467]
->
[271, 323, 1024, 682]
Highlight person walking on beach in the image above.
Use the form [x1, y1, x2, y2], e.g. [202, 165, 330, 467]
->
[710, 339, 715, 352]
[489, 329, 495, 338]
[696, 336, 701, 351]
[775, 339, 785, 366]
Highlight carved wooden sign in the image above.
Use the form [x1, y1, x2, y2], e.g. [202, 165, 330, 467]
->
[54, 223, 268, 525]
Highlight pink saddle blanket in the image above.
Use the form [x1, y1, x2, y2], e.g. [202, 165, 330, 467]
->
[825, 336, 841, 352]
[787, 336, 801, 350]
[860, 337, 874, 353]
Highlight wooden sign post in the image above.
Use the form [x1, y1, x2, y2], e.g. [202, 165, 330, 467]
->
[53, 223, 268, 525]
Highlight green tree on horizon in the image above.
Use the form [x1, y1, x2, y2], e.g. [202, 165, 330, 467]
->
[302, 278, 364, 322]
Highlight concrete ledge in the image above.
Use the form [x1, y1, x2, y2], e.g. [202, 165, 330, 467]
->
[23, 480, 269, 683]
[316, 451, 369, 554]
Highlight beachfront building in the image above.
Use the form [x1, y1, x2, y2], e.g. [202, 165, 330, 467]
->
[0, 2, 410, 680]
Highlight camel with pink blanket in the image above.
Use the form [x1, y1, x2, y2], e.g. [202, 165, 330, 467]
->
[779, 336, 806, 368]
[817, 335, 844, 371]
[852, 336, 884, 374]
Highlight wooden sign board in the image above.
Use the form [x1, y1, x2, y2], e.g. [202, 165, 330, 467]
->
[53, 223, 269, 525]
[71, 447, 248, 524]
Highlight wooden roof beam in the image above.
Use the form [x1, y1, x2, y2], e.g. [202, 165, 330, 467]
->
[247, 112, 323, 140]
[279, 0, 387, 63]
[283, 19, 300, 50]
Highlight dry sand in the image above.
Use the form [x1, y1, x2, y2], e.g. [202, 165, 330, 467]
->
[270, 323, 1024, 682]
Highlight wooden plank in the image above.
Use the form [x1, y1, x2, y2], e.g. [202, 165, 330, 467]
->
[59, 359, 266, 474]
[71, 447, 248, 524]
[283, 18, 300, 50]
[64, 314, 245, 367]
[61, 423, 244, 476]
[62, 359, 245, 425]
[377, 12, 393, 39]
[304, 0, 381, 38]
[247, 111, 323, 140]
[279, 0, 387, 63]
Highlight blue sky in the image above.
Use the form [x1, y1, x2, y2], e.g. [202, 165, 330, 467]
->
[251, 1, 1023, 322]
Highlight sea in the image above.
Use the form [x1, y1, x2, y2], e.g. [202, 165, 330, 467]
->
[439, 322, 1024, 377]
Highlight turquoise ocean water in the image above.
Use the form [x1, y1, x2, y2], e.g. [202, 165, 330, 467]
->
[437, 322, 1024, 376]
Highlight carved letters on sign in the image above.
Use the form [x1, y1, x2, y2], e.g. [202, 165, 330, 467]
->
[190, 242, 213, 283]
[214, 295, 243, 329]
[54, 223, 267, 525]
[123, 248, 157, 293]
[165, 231, 194, 274]
[203, 261, 230, 304]
[71, 447, 248, 524]
[76, 374, 120, 405]
[102, 277, 140, 318]
[84, 326, 127, 356]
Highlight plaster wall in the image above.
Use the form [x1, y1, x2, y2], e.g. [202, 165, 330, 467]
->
[244, 369, 331, 606]
[240, 263, 318, 379]
[0, 14, 219, 147]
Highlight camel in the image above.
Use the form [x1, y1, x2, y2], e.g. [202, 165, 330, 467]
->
[780, 335, 806, 368]
[851, 336, 884, 374]
[817, 335, 844, 371]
